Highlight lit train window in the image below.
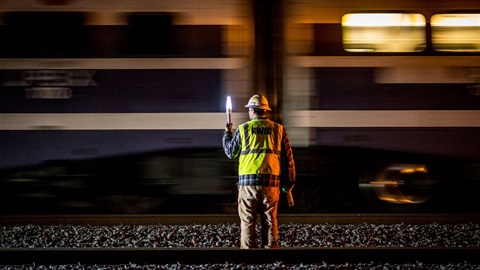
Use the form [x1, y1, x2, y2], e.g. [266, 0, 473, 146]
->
[431, 14, 480, 52]
[342, 13, 426, 52]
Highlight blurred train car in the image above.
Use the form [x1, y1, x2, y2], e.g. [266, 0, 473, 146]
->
[282, 0, 480, 212]
[0, 0, 479, 214]
[0, 0, 251, 213]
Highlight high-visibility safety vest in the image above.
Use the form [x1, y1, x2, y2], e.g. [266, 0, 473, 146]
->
[238, 118, 283, 176]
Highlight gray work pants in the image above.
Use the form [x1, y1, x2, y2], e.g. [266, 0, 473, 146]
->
[237, 185, 280, 249]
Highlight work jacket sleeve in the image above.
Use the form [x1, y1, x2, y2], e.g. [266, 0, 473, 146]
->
[281, 128, 296, 186]
[222, 129, 241, 159]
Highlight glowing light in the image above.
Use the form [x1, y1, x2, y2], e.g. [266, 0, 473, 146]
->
[342, 13, 425, 27]
[226, 96, 232, 124]
[226, 96, 232, 113]
[415, 167, 428, 173]
[377, 196, 426, 204]
[370, 181, 402, 186]
[400, 166, 427, 174]
[342, 13, 426, 52]
[431, 14, 480, 52]
[364, 164, 432, 204]
[431, 14, 480, 27]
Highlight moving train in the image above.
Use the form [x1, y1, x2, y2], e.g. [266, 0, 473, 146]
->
[0, 0, 479, 214]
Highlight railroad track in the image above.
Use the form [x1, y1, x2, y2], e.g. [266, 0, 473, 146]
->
[1, 214, 479, 266]
[1, 247, 480, 265]
[2, 213, 480, 225]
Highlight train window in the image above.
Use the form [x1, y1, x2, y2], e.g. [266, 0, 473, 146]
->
[431, 14, 480, 52]
[0, 12, 86, 57]
[126, 13, 223, 57]
[127, 13, 174, 56]
[342, 13, 426, 52]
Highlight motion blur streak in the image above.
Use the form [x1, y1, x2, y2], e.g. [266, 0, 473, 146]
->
[0, 0, 478, 214]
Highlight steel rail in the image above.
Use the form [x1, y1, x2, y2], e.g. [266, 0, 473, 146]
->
[1, 213, 480, 226]
[0, 247, 479, 265]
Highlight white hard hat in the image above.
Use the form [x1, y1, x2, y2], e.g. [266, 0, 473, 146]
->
[244, 95, 271, 111]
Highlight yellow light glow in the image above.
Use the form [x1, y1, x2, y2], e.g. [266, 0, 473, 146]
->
[400, 168, 415, 174]
[342, 13, 425, 27]
[400, 166, 427, 174]
[431, 14, 480, 52]
[431, 14, 480, 27]
[378, 196, 419, 203]
[370, 181, 400, 186]
[415, 167, 428, 173]
[342, 13, 426, 52]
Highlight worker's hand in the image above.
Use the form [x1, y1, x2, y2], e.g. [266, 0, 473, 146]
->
[225, 123, 233, 133]
[282, 184, 294, 193]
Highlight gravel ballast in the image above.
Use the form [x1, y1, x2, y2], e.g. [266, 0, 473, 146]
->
[1, 223, 479, 248]
[0, 262, 480, 270]
[1, 223, 479, 269]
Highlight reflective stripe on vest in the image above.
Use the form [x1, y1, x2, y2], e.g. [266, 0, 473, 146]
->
[238, 119, 282, 176]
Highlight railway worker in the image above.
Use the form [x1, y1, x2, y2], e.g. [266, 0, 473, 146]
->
[222, 94, 296, 249]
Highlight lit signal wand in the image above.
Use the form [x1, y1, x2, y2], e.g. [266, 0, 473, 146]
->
[226, 96, 232, 125]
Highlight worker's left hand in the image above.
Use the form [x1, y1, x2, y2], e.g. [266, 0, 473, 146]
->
[282, 184, 294, 193]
